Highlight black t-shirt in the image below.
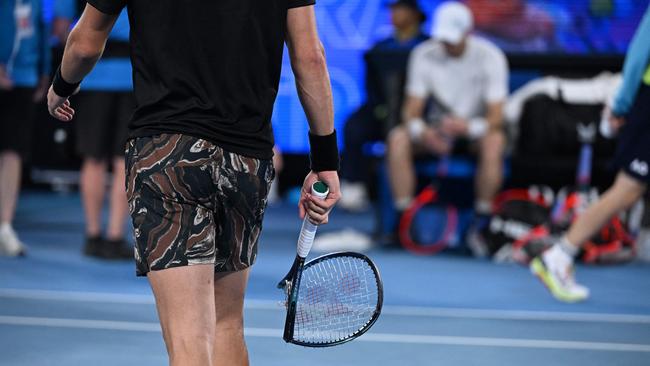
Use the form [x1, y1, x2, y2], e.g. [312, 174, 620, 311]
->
[86, 0, 315, 159]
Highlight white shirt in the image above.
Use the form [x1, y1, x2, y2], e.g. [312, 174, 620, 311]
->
[406, 35, 509, 120]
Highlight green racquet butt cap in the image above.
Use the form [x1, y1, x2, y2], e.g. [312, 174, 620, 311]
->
[312, 181, 329, 194]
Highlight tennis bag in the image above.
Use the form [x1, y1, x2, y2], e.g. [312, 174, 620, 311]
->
[476, 187, 554, 262]
[486, 186, 637, 265]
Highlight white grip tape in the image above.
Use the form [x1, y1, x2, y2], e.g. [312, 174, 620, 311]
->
[297, 219, 318, 258]
[296, 183, 329, 258]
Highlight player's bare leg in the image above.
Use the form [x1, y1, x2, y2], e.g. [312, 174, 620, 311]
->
[475, 129, 505, 214]
[212, 269, 250, 366]
[566, 172, 646, 248]
[532, 172, 646, 302]
[0, 151, 21, 225]
[0, 151, 26, 256]
[387, 126, 416, 210]
[148, 265, 216, 366]
[80, 158, 108, 238]
[106, 157, 128, 240]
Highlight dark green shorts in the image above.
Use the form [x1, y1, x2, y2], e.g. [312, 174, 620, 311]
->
[125, 134, 274, 276]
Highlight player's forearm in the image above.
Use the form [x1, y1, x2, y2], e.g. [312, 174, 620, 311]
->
[59, 27, 106, 83]
[401, 96, 425, 125]
[292, 45, 334, 136]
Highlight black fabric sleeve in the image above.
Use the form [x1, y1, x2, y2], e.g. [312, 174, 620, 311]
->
[86, 0, 127, 15]
[287, 0, 315, 9]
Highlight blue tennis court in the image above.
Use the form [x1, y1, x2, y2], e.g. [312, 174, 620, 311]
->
[1, 192, 649, 366]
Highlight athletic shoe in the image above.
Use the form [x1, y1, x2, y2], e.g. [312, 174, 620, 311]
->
[0, 224, 26, 257]
[83, 235, 104, 257]
[339, 181, 369, 212]
[530, 246, 590, 303]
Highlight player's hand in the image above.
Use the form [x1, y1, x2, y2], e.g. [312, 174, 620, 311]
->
[299, 170, 341, 225]
[0, 64, 14, 90]
[422, 127, 452, 155]
[440, 116, 468, 137]
[600, 106, 625, 137]
[33, 75, 50, 102]
[47, 86, 75, 121]
[608, 112, 625, 131]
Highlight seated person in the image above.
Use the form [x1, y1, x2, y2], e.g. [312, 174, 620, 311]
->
[387, 2, 508, 236]
[339, 0, 429, 211]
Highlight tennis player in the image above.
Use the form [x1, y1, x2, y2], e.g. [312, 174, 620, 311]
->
[387, 1, 508, 239]
[530, 5, 650, 303]
[47, 1, 340, 365]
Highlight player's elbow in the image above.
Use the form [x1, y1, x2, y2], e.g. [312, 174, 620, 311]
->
[67, 32, 103, 62]
[292, 43, 327, 73]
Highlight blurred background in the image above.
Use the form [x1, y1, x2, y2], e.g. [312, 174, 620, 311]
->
[2, 0, 650, 365]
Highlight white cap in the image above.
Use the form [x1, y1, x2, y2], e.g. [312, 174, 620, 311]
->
[431, 1, 473, 45]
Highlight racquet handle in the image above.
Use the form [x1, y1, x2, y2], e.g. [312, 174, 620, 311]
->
[297, 181, 329, 258]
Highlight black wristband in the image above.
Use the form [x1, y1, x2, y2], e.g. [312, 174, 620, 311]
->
[52, 65, 81, 98]
[309, 130, 340, 172]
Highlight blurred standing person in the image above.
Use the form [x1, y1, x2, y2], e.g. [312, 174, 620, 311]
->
[56, 0, 134, 259]
[48, 1, 339, 364]
[530, 5, 650, 303]
[0, 0, 50, 256]
[386, 2, 508, 239]
[339, 0, 428, 211]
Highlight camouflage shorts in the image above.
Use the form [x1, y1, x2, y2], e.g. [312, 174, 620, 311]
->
[125, 134, 274, 276]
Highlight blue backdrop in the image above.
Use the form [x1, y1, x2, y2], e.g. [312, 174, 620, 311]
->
[271, 0, 648, 153]
[43, 0, 649, 153]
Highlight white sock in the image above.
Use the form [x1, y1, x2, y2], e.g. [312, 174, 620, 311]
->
[543, 244, 571, 265]
[395, 198, 412, 211]
[558, 236, 579, 257]
[475, 200, 492, 215]
[0, 222, 11, 232]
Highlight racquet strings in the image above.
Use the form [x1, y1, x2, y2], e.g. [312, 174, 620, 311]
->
[291, 255, 379, 344]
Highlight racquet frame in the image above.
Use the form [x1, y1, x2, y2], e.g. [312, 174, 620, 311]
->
[279, 251, 383, 347]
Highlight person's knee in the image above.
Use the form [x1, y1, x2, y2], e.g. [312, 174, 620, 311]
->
[112, 157, 126, 178]
[612, 172, 647, 208]
[478, 130, 505, 163]
[215, 317, 244, 335]
[214, 302, 245, 332]
[168, 325, 216, 360]
[84, 157, 108, 169]
[387, 126, 410, 153]
[0, 150, 20, 160]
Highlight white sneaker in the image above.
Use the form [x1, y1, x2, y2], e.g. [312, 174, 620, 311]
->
[0, 224, 27, 257]
[530, 245, 589, 302]
[339, 182, 368, 212]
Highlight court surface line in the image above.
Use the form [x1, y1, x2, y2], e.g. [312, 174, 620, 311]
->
[1, 315, 649, 352]
[1, 288, 650, 324]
